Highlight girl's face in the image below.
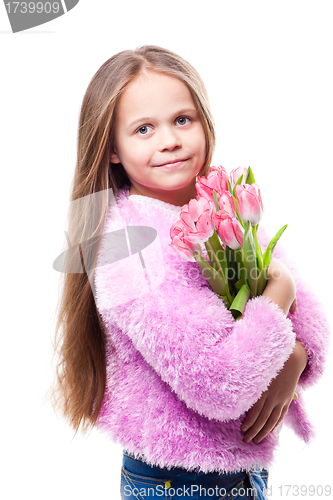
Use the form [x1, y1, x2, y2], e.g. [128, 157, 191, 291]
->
[110, 71, 206, 206]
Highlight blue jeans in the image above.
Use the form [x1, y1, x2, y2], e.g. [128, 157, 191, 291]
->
[120, 452, 269, 499]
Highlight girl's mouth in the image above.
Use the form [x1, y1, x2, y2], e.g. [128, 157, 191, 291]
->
[154, 158, 189, 168]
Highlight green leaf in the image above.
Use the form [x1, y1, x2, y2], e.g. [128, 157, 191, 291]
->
[204, 231, 234, 305]
[225, 245, 240, 295]
[245, 166, 256, 185]
[243, 221, 258, 296]
[252, 225, 263, 271]
[193, 252, 229, 307]
[232, 193, 245, 229]
[234, 279, 242, 290]
[232, 174, 244, 197]
[262, 224, 288, 269]
[257, 267, 268, 296]
[230, 283, 251, 320]
[232, 177, 246, 229]
[204, 230, 226, 278]
[212, 189, 220, 212]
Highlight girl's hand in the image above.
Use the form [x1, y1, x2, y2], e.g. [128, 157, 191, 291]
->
[241, 339, 308, 443]
[241, 258, 308, 443]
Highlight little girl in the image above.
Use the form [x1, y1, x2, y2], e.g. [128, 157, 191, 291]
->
[53, 46, 329, 500]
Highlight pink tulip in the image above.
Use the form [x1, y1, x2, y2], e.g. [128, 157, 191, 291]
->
[180, 197, 215, 245]
[195, 166, 229, 204]
[230, 167, 248, 189]
[208, 165, 228, 176]
[235, 183, 263, 226]
[214, 211, 244, 250]
[170, 220, 200, 262]
[217, 191, 236, 218]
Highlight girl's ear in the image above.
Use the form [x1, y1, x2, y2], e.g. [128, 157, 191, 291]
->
[110, 149, 121, 164]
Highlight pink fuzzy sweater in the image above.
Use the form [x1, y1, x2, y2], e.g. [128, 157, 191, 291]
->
[94, 187, 329, 473]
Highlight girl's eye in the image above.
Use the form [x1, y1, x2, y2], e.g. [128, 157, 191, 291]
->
[176, 116, 191, 126]
[137, 125, 152, 135]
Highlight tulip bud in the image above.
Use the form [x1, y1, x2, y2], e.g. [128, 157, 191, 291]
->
[235, 183, 263, 226]
[196, 166, 229, 204]
[170, 220, 200, 261]
[180, 197, 215, 244]
[214, 211, 244, 250]
[230, 167, 248, 189]
[218, 191, 237, 218]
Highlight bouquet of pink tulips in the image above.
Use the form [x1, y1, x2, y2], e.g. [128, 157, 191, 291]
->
[170, 166, 287, 320]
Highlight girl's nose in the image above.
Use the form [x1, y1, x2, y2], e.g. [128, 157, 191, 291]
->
[158, 127, 182, 152]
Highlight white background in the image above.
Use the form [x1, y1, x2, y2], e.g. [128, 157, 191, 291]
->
[1, 1, 332, 499]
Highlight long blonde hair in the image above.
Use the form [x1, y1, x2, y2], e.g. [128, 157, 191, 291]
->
[51, 45, 216, 434]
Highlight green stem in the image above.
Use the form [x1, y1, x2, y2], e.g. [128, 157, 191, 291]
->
[252, 225, 263, 271]
[204, 232, 233, 305]
[225, 246, 239, 296]
[235, 248, 247, 286]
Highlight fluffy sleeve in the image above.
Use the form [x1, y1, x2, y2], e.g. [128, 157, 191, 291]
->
[94, 216, 296, 423]
[257, 227, 330, 389]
